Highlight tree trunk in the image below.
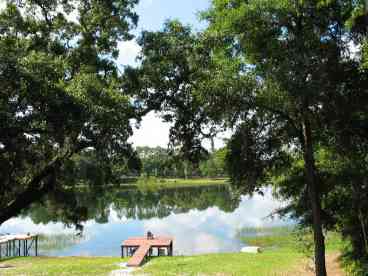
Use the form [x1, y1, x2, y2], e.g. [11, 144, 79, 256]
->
[0, 158, 61, 225]
[358, 210, 368, 256]
[184, 162, 188, 179]
[302, 116, 327, 276]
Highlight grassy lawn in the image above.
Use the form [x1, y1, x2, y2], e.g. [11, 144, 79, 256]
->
[139, 250, 303, 276]
[135, 177, 228, 189]
[139, 227, 343, 276]
[0, 257, 124, 276]
[155, 178, 228, 187]
[0, 252, 303, 276]
[140, 227, 302, 276]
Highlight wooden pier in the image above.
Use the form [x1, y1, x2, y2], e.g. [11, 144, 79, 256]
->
[0, 234, 38, 258]
[122, 235, 173, 267]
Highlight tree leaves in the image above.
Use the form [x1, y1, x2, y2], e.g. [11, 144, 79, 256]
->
[0, 0, 139, 223]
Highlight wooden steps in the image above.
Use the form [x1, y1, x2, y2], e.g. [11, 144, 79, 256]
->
[122, 236, 173, 267]
[127, 244, 151, 267]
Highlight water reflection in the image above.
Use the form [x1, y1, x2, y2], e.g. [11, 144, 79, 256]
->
[0, 185, 287, 256]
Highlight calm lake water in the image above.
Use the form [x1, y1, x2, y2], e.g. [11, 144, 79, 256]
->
[0, 185, 288, 256]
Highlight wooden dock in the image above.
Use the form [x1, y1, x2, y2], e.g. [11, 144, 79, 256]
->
[0, 234, 38, 258]
[122, 236, 173, 267]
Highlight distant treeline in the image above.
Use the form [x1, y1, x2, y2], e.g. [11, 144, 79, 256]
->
[135, 146, 227, 179]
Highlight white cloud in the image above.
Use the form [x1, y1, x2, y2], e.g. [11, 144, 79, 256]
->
[0, 0, 6, 11]
[0, 217, 76, 235]
[130, 112, 231, 149]
[117, 40, 141, 67]
[129, 112, 171, 148]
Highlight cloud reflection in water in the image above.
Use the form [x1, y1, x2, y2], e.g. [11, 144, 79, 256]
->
[0, 189, 289, 256]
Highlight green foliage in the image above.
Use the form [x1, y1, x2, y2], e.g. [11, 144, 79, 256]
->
[341, 256, 368, 276]
[200, 148, 227, 177]
[202, 0, 367, 191]
[0, 0, 140, 223]
[272, 146, 368, 262]
[136, 146, 176, 177]
[123, 20, 217, 164]
[136, 146, 227, 178]
[294, 227, 315, 261]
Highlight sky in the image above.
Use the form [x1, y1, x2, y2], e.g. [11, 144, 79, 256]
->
[117, 0, 222, 149]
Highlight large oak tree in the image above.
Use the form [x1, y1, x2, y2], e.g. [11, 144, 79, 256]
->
[0, 0, 139, 224]
[202, 1, 365, 275]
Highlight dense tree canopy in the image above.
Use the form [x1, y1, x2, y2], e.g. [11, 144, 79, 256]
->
[123, 21, 218, 165]
[0, 0, 140, 224]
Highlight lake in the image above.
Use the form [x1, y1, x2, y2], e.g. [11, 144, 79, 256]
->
[0, 184, 288, 257]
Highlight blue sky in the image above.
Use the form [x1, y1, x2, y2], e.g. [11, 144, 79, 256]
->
[135, 0, 210, 33]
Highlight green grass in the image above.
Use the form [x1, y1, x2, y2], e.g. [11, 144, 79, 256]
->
[139, 250, 303, 276]
[238, 226, 343, 252]
[140, 226, 311, 276]
[139, 227, 344, 276]
[0, 253, 302, 276]
[135, 177, 228, 190]
[0, 257, 125, 276]
[237, 226, 296, 249]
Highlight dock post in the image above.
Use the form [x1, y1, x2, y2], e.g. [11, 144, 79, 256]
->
[35, 236, 38, 256]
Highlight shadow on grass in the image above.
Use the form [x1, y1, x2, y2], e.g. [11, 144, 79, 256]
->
[0, 257, 20, 263]
[0, 257, 18, 269]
